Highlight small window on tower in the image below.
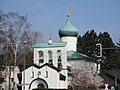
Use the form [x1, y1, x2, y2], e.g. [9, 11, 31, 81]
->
[38, 51, 44, 64]
[57, 50, 62, 69]
[48, 50, 53, 65]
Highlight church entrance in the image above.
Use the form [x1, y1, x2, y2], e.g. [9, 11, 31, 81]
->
[32, 84, 45, 90]
[36, 84, 45, 90]
[29, 78, 48, 90]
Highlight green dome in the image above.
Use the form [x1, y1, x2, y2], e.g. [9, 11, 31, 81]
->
[59, 17, 78, 37]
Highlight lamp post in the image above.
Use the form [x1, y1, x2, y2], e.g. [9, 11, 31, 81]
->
[10, 43, 17, 90]
[23, 41, 27, 90]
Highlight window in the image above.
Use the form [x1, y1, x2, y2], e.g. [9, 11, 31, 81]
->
[11, 78, 14, 82]
[38, 51, 44, 64]
[48, 50, 53, 65]
[45, 71, 48, 78]
[57, 50, 62, 68]
[31, 71, 34, 78]
[60, 73, 66, 81]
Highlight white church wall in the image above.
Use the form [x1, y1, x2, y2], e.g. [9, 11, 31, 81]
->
[22, 65, 68, 90]
[34, 46, 67, 68]
[42, 66, 59, 89]
[22, 66, 38, 90]
[60, 37, 77, 51]
[31, 43, 68, 89]
[59, 70, 68, 89]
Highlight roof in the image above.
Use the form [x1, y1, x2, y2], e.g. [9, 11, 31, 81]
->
[101, 70, 120, 87]
[59, 16, 78, 37]
[33, 42, 66, 48]
[30, 63, 61, 72]
[67, 50, 89, 60]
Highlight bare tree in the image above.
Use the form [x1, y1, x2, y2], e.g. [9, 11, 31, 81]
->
[0, 12, 42, 65]
[0, 12, 42, 89]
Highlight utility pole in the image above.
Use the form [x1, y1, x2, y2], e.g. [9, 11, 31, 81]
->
[11, 43, 17, 90]
[23, 41, 27, 90]
[9, 66, 11, 90]
[115, 71, 117, 87]
[95, 43, 102, 73]
[23, 48, 25, 90]
[97, 44, 120, 87]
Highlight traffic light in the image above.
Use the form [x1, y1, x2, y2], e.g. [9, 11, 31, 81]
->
[95, 43, 102, 57]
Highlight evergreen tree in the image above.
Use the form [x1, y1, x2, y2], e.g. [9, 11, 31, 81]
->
[115, 39, 120, 69]
[117, 39, 120, 47]
[77, 30, 120, 70]
[77, 29, 97, 57]
[98, 32, 118, 70]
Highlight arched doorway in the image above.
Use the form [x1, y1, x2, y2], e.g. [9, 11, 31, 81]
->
[29, 78, 48, 90]
[36, 84, 45, 90]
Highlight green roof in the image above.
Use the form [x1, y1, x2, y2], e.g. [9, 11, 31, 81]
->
[59, 16, 78, 37]
[33, 42, 66, 48]
[67, 50, 89, 60]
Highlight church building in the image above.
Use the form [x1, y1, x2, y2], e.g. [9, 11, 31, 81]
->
[20, 9, 98, 90]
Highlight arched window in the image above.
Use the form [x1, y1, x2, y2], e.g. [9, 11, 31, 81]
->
[48, 50, 53, 65]
[57, 50, 62, 68]
[38, 51, 44, 64]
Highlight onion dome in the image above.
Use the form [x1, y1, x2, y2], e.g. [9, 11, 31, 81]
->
[59, 8, 78, 37]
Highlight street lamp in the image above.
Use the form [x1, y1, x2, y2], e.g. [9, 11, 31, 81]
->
[23, 41, 27, 90]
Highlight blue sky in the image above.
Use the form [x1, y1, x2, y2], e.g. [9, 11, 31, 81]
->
[0, 0, 120, 43]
